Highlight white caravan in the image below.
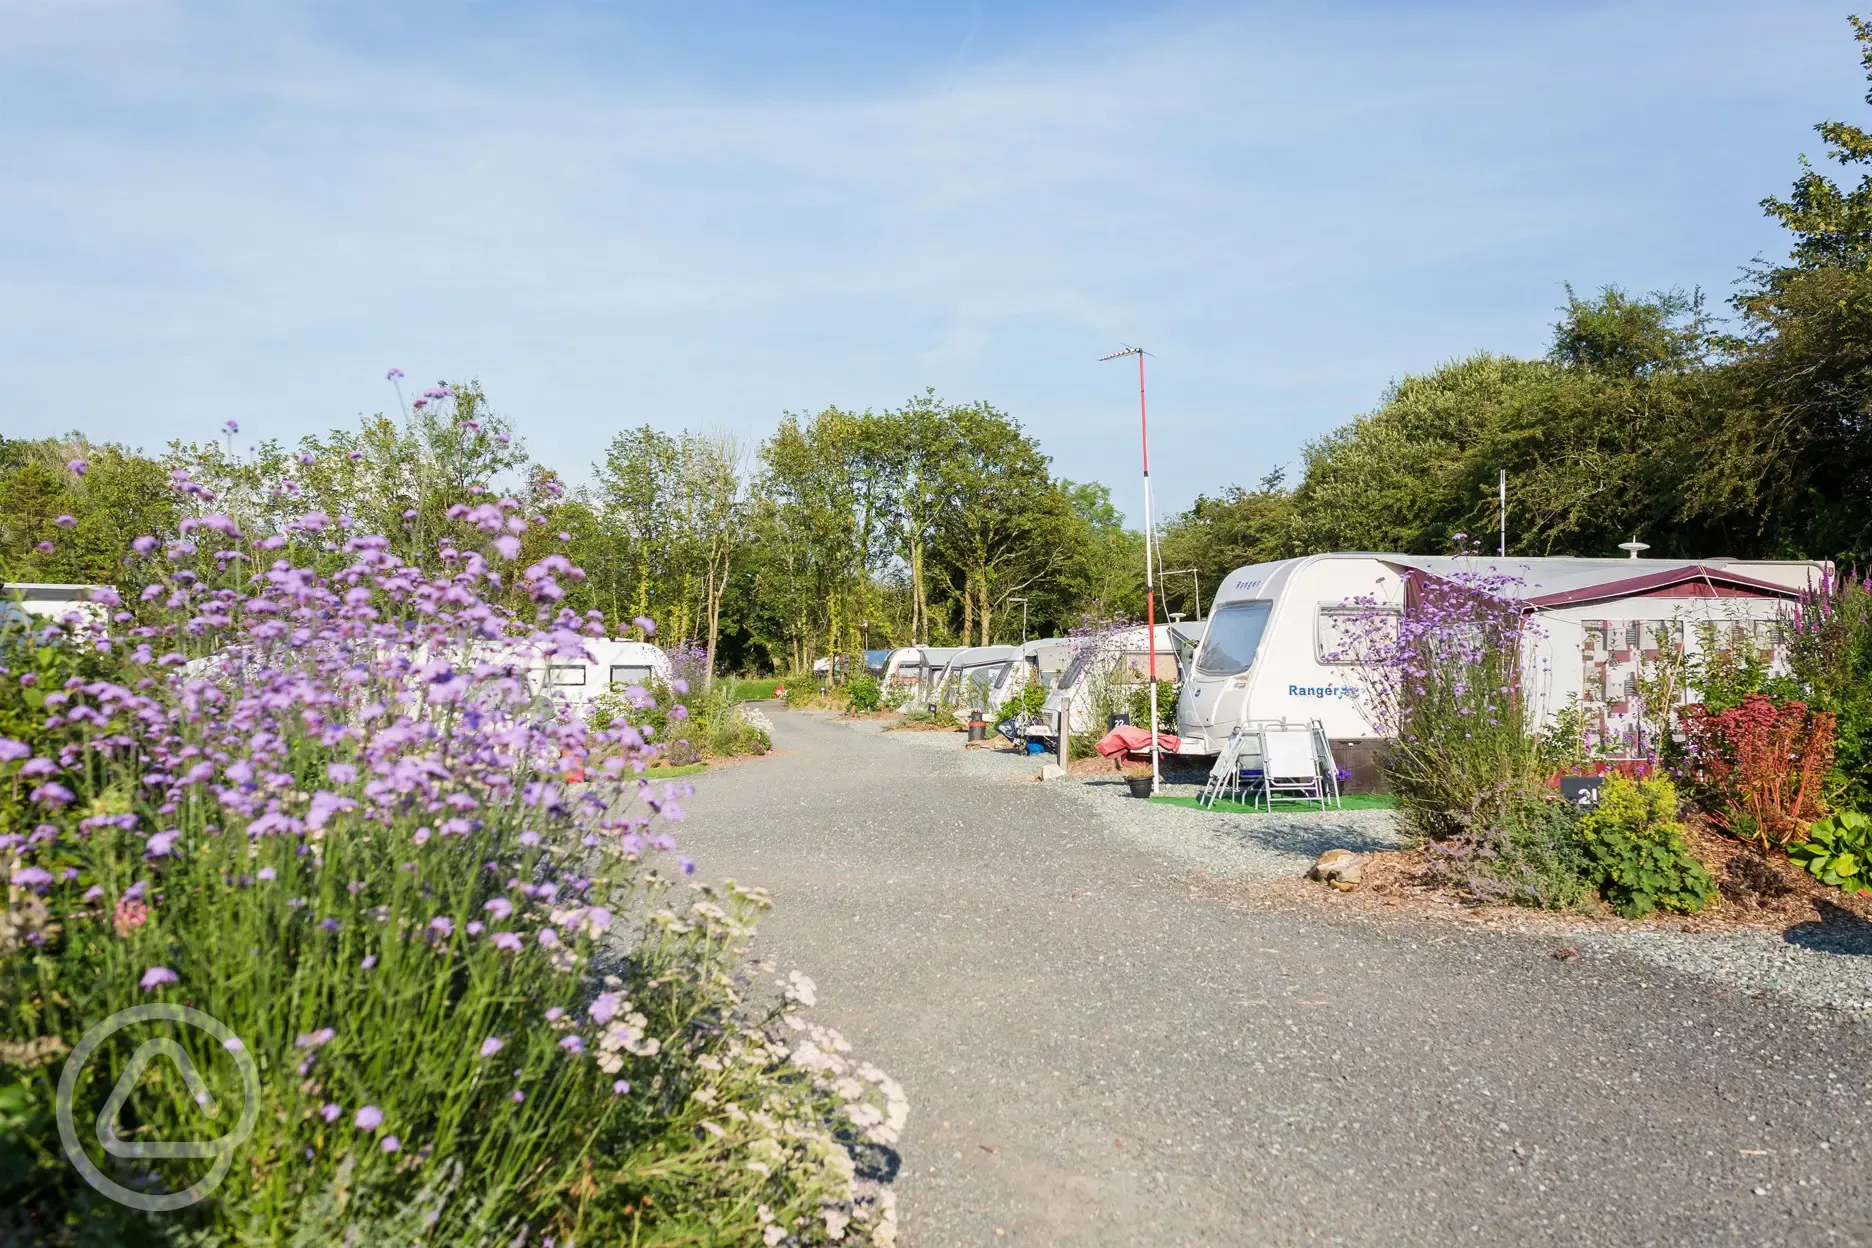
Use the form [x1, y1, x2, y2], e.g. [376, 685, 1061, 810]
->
[1041, 623, 1193, 736]
[982, 637, 1074, 713]
[929, 645, 1019, 709]
[1175, 553, 1827, 765]
[1, 583, 111, 628]
[879, 646, 964, 705]
[527, 638, 674, 707]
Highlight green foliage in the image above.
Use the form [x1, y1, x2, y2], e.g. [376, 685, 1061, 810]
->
[1126, 680, 1179, 730]
[1011, 681, 1049, 719]
[1156, 471, 1294, 604]
[0, 438, 179, 590]
[1576, 776, 1716, 919]
[731, 676, 784, 701]
[844, 675, 882, 713]
[591, 680, 770, 763]
[1787, 574, 1872, 809]
[1789, 810, 1872, 894]
[1433, 796, 1592, 911]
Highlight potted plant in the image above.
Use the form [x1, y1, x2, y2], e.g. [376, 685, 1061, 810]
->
[1119, 758, 1155, 797]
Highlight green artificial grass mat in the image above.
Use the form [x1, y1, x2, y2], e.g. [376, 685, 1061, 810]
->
[1150, 792, 1397, 814]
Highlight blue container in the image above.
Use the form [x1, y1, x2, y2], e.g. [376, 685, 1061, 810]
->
[1025, 739, 1047, 755]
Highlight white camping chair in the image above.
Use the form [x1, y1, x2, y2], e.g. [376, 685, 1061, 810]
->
[1262, 727, 1328, 811]
[1309, 720, 1344, 808]
[1199, 727, 1252, 808]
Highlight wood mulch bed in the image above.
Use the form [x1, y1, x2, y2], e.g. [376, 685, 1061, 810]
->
[1303, 816, 1872, 934]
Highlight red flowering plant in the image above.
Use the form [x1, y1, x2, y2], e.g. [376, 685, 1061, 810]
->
[1675, 694, 1836, 849]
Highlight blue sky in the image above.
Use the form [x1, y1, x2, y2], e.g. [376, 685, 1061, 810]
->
[1, 1, 1865, 523]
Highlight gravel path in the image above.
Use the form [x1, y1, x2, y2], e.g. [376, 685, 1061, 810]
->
[679, 711, 1872, 1247]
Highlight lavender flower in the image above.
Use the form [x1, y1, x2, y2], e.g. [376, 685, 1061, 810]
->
[321, 1103, 342, 1123]
[139, 966, 178, 991]
[354, 1105, 383, 1131]
[480, 1036, 504, 1057]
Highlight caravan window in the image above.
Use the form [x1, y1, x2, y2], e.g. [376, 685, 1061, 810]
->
[548, 665, 587, 687]
[1316, 605, 1398, 664]
[608, 665, 653, 686]
[1195, 601, 1274, 677]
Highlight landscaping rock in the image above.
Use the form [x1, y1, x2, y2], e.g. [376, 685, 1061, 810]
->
[1310, 848, 1365, 888]
[1039, 763, 1067, 782]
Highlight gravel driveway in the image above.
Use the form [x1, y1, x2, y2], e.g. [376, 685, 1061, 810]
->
[678, 711, 1872, 1247]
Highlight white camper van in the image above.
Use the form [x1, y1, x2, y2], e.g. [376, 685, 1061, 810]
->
[929, 645, 1019, 709]
[1042, 623, 1193, 736]
[879, 646, 963, 705]
[528, 638, 674, 707]
[981, 637, 1074, 713]
[1176, 554, 1826, 766]
[1, 583, 111, 628]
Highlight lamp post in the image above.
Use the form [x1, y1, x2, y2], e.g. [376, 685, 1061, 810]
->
[1008, 597, 1028, 644]
[1100, 345, 1160, 796]
[1161, 568, 1201, 621]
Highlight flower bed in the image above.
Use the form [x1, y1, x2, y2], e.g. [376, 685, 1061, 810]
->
[0, 500, 899, 1246]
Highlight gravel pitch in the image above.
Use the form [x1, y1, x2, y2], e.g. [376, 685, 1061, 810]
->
[678, 711, 1872, 1247]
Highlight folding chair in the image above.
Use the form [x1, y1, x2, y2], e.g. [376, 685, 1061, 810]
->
[1199, 727, 1252, 808]
[1262, 727, 1328, 810]
[1309, 720, 1344, 809]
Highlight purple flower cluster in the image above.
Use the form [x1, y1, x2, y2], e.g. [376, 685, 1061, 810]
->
[0, 488, 691, 1109]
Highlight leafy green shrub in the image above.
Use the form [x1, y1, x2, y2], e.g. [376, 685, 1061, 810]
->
[845, 675, 882, 713]
[1337, 562, 1549, 840]
[1011, 681, 1048, 719]
[1126, 680, 1179, 731]
[1576, 775, 1716, 918]
[1426, 796, 1591, 910]
[592, 678, 769, 762]
[1789, 810, 1872, 894]
[1787, 574, 1872, 809]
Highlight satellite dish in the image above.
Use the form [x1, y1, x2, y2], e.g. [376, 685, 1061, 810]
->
[1618, 536, 1650, 560]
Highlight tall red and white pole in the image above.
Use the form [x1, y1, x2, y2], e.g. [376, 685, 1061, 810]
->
[1101, 345, 1160, 794]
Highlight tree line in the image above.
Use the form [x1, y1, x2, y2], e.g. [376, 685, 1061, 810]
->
[0, 388, 1143, 675]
